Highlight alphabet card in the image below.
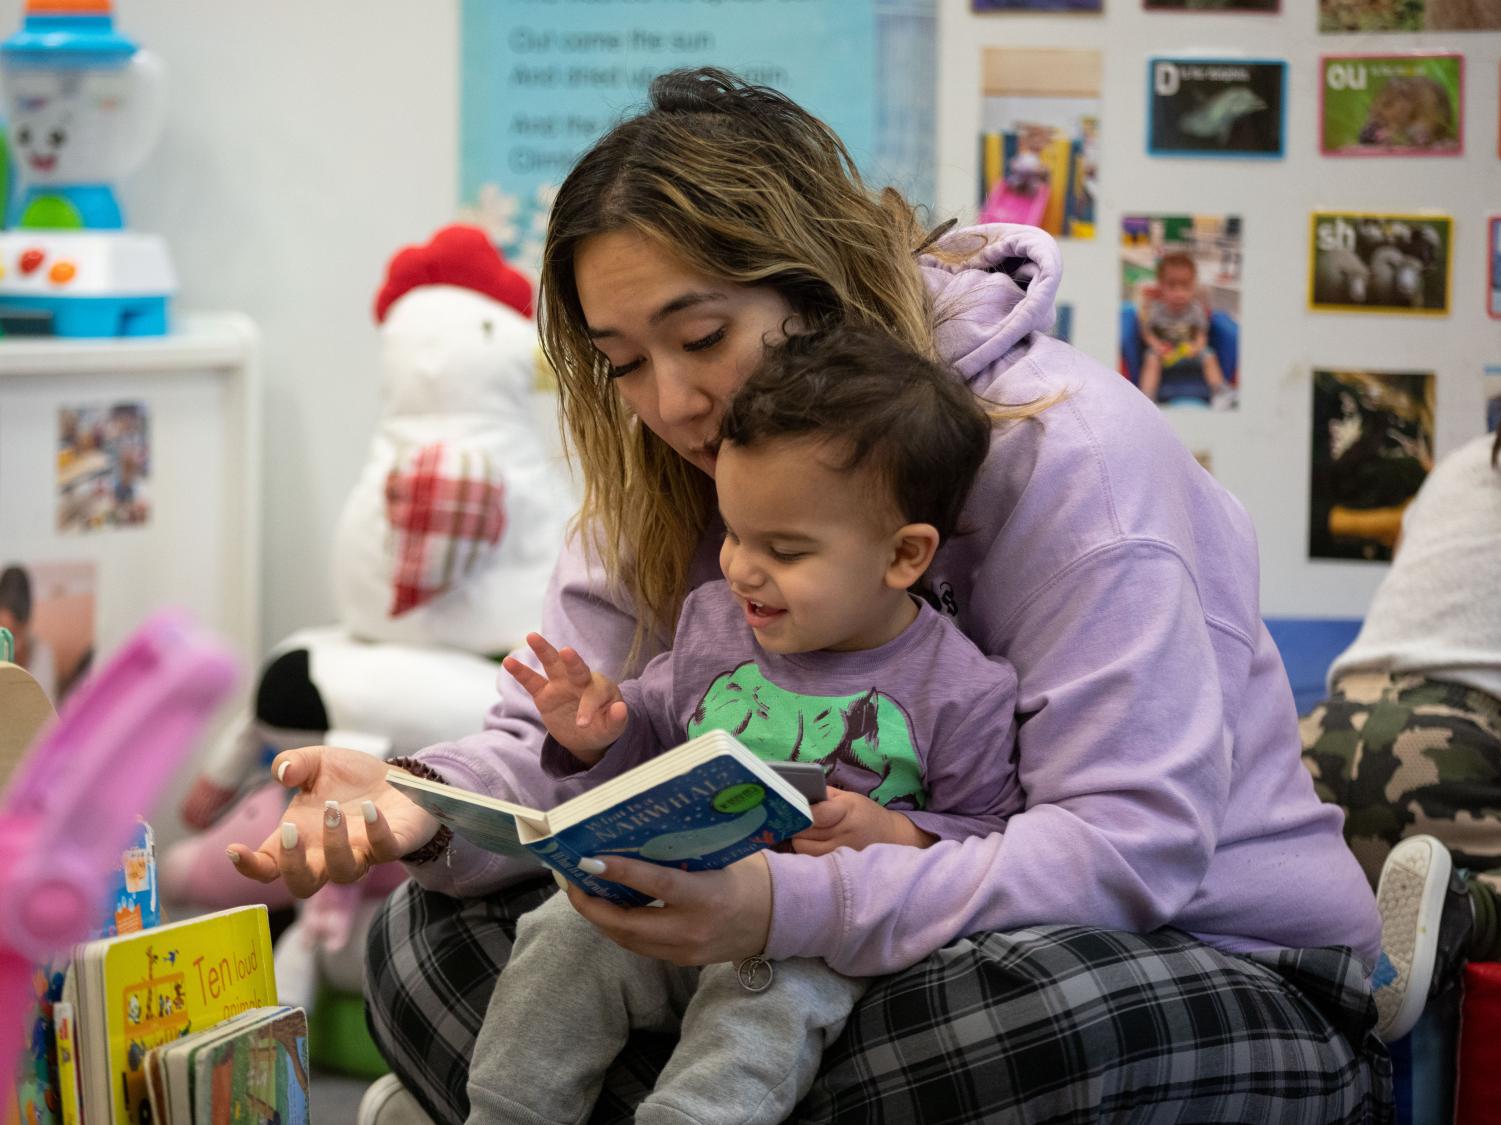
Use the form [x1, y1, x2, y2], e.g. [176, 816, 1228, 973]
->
[1147, 58, 1286, 158]
[1321, 54, 1463, 156]
[1309, 212, 1452, 314]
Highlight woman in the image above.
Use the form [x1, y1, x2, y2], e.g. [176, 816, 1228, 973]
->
[234, 69, 1389, 1122]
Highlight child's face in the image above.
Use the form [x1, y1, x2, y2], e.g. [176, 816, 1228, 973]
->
[715, 436, 912, 654]
[1158, 263, 1197, 312]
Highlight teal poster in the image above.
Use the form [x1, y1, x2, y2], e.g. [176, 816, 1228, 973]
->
[460, 0, 935, 274]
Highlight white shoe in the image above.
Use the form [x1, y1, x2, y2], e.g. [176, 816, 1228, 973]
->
[1372, 834, 1469, 1042]
[357, 1074, 437, 1125]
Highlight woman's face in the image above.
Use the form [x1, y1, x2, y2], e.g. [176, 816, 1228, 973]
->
[574, 229, 796, 478]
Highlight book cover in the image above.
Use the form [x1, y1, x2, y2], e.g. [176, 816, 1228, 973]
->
[90, 905, 275, 1125]
[390, 732, 813, 907]
[190, 1008, 310, 1125]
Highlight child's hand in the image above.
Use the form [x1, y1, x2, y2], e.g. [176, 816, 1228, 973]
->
[791, 787, 937, 856]
[1152, 340, 1172, 357]
[503, 633, 627, 764]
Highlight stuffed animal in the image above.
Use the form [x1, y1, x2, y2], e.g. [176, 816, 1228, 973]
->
[160, 225, 575, 1026]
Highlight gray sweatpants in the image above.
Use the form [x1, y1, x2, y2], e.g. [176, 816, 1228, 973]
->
[465, 892, 869, 1125]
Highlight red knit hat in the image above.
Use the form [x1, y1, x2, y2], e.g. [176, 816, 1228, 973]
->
[373, 225, 533, 324]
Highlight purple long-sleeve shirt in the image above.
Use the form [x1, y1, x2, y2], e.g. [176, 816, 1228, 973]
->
[538, 582, 1023, 849]
[410, 224, 1382, 977]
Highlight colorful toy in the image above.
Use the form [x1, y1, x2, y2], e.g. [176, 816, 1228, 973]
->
[0, 0, 174, 336]
[160, 226, 575, 1071]
[979, 174, 1051, 229]
[0, 611, 236, 1100]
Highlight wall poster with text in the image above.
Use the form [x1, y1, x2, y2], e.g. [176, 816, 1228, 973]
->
[1309, 212, 1452, 314]
[1148, 57, 1286, 158]
[460, 0, 935, 277]
[1321, 53, 1462, 156]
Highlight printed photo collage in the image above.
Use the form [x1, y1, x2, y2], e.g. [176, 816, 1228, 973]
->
[974, 0, 1498, 563]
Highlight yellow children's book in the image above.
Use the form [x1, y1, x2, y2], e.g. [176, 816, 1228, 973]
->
[69, 905, 275, 1125]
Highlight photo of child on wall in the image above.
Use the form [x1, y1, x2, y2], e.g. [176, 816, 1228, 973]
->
[1321, 54, 1462, 156]
[1310, 212, 1452, 314]
[1321, 0, 1501, 30]
[0, 559, 96, 705]
[56, 401, 151, 533]
[978, 47, 1100, 241]
[1309, 369, 1433, 562]
[1148, 58, 1286, 157]
[1119, 214, 1242, 409]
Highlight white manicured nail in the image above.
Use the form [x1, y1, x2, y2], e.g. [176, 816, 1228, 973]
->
[324, 800, 342, 829]
[362, 800, 378, 824]
[578, 857, 606, 874]
[277, 761, 290, 783]
[225, 848, 240, 865]
[280, 822, 298, 850]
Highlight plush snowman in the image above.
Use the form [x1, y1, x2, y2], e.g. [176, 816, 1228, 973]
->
[164, 231, 575, 1023]
[334, 223, 572, 651]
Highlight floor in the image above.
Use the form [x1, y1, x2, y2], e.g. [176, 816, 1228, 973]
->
[314, 1068, 372, 1125]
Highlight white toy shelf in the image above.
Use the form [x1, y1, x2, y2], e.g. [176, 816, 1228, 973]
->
[0, 312, 262, 671]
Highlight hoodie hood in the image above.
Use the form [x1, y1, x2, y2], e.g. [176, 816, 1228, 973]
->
[920, 223, 1063, 384]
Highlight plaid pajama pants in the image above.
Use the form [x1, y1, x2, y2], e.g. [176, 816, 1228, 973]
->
[365, 877, 1392, 1124]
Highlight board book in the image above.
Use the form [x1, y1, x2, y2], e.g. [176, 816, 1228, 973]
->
[143, 1005, 309, 1125]
[64, 904, 276, 1125]
[388, 729, 814, 906]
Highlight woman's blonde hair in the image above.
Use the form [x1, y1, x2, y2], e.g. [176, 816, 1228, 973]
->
[540, 68, 1027, 667]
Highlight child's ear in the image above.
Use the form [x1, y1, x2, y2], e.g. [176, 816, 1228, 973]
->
[885, 524, 940, 591]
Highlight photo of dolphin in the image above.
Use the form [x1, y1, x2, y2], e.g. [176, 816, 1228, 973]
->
[1179, 87, 1268, 145]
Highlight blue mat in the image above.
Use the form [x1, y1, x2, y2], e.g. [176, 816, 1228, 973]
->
[1263, 617, 1364, 716]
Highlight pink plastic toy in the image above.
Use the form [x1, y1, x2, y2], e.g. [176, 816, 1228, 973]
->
[0, 610, 236, 1090]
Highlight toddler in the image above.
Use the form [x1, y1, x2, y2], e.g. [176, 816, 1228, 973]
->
[469, 328, 1024, 1125]
[1138, 251, 1228, 406]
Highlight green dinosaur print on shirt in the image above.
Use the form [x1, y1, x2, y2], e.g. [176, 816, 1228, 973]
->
[686, 661, 926, 809]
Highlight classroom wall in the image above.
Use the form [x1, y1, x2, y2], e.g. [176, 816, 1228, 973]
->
[2, 1, 1494, 652]
[0, 0, 463, 651]
[937, 3, 1501, 617]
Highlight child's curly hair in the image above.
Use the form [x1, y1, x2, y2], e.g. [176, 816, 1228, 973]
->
[719, 327, 992, 542]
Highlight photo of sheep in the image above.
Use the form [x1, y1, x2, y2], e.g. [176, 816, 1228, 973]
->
[1321, 54, 1462, 156]
[1309, 212, 1451, 314]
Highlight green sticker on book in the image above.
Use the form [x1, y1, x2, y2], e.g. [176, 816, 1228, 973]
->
[0, 627, 11, 663]
[713, 783, 765, 815]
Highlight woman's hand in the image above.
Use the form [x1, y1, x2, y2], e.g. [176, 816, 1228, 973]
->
[792, 786, 937, 856]
[502, 633, 627, 765]
[563, 853, 773, 966]
[227, 745, 438, 898]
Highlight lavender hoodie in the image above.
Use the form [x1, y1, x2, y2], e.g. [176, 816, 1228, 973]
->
[411, 224, 1382, 977]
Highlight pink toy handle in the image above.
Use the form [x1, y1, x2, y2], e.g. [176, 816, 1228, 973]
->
[0, 609, 237, 961]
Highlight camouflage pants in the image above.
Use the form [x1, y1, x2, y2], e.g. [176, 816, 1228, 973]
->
[1302, 672, 1501, 893]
